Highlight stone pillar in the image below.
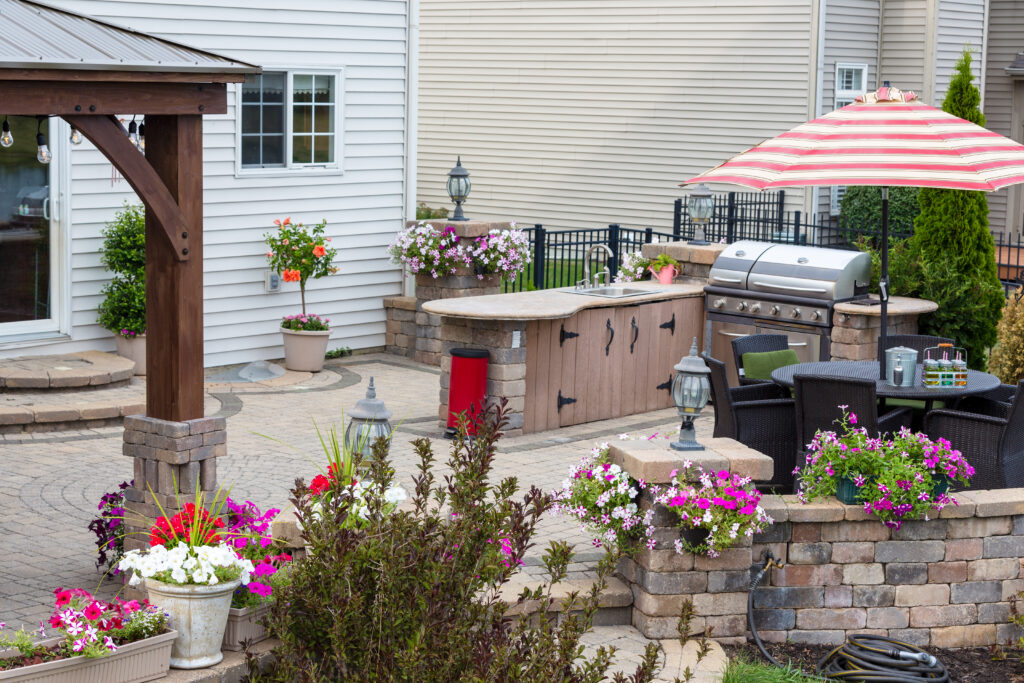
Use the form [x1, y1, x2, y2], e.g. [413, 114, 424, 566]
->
[438, 317, 527, 435]
[121, 415, 227, 560]
[640, 242, 728, 282]
[385, 220, 513, 366]
[831, 296, 938, 361]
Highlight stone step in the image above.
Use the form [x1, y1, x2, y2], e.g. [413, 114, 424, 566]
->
[0, 351, 135, 390]
[499, 574, 634, 626]
[0, 377, 147, 433]
[161, 638, 276, 683]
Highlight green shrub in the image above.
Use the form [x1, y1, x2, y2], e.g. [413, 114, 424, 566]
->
[247, 403, 662, 682]
[988, 291, 1024, 384]
[840, 186, 919, 233]
[97, 204, 146, 337]
[415, 202, 450, 221]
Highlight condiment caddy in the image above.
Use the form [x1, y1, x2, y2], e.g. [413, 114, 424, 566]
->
[922, 343, 967, 388]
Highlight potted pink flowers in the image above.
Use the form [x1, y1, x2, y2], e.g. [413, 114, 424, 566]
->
[265, 217, 339, 372]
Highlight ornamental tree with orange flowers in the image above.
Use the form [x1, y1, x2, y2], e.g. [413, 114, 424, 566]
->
[264, 217, 339, 320]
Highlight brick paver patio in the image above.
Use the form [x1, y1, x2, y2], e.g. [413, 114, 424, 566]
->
[1, 353, 715, 674]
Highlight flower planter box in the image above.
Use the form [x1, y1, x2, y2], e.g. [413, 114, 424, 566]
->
[222, 604, 270, 652]
[0, 630, 176, 683]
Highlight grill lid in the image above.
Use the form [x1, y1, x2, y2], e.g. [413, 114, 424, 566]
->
[709, 241, 871, 301]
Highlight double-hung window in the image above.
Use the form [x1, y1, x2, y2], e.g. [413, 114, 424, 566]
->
[239, 70, 342, 173]
[831, 63, 869, 214]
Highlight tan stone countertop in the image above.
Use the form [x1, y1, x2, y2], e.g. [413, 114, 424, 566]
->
[421, 281, 705, 320]
[833, 294, 937, 317]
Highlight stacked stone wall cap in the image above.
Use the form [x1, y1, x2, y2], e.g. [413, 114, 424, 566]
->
[405, 219, 514, 239]
[609, 437, 771, 485]
[383, 295, 416, 311]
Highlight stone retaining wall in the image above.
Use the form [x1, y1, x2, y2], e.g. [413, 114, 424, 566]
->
[618, 487, 1024, 648]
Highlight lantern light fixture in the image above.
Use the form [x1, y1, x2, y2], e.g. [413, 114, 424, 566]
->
[446, 156, 471, 221]
[687, 183, 715, 245]
[1, 117, 12, 148]
[344, 377, 394, 461]
[669, 338, 711, 451]
[35, 117, 51, 165]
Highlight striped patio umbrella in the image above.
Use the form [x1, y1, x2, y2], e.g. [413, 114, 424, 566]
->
[681, 83, 1024, 377]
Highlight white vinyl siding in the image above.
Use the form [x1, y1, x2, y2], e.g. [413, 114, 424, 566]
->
[934, 0, 986, 105]
[417, 0, 814, 232]
[820, 0, 879, 218]
[2, 0, 410, 366]
[983, 0, 1024, 236]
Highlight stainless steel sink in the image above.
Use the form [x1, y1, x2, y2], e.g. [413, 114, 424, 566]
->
[566, 286, 653, 298]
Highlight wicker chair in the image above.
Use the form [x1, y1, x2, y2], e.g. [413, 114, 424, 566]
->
[876, 334, 953, 361]
[924, 379, 1024, 490]
[731, 333, 790, 385]
[793, 375, 913, 455]
[706, 354, 797, 490]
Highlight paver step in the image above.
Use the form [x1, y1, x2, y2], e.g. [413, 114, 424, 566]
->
[0, 377, 146, 432]
[500, 574, 634, 625]
[0, 351, 135, 390]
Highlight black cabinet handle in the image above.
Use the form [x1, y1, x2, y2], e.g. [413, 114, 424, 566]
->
[660, 313, 676, 335]
[630, 316, 639, 354]
[605, 318, 614, 356]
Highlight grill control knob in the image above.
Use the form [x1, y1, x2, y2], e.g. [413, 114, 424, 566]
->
[810, 310, 822, 321]
[792, 308, 802, 318]
[770, 305, 780, 315]
[736, 301, 748, 311]
[750, 303, 762, 313]
[712, 298, 726, 309]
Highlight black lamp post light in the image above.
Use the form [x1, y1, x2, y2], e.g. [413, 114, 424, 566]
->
[669, 338, 712, 451]
[687, 183, 715, 245]
[446, 156, 471, 221]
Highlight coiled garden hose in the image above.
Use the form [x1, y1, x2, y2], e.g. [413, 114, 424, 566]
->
[747, 552, 950, 681]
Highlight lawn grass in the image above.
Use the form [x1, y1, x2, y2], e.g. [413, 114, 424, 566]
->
[722, 654, 821, 683]
[503, 259, 593, 292]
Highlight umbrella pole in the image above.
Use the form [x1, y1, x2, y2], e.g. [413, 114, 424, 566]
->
[879, 187, 889, 381]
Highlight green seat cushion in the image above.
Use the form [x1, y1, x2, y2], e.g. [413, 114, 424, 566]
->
[741, 349, 800, 381]
[885, 398, 946, 411]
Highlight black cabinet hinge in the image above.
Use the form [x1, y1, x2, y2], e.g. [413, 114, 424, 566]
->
[557, 390, 577, 412]
[659, 313, 676, 335]
[559, 324, 579, 347]
[656, 375, 673, 392]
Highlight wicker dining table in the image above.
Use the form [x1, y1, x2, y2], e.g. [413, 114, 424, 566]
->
[770, 360, 1001, 412]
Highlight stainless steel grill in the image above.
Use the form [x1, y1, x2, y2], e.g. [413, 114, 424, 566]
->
[705, 241, 871, 385]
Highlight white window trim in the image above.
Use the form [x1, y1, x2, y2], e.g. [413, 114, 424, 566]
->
[234, 66, 345, 179]
[832, 63, 869, 214]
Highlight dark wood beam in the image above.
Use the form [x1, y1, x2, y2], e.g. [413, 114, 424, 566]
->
[64, 115, 190, 261]
[145, 115, 205, 421]
[0, 69, 247, 83]
[0, 82, 227, 115]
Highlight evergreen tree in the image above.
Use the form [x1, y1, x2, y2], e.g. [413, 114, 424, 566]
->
[910, 48, 1004, 369]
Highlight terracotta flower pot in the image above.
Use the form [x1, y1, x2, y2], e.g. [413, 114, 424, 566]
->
[0, 629, 176, 682]
[281, 328, 330, 372]
[144, 578, 240, 669]
[114, 334, 146, 376]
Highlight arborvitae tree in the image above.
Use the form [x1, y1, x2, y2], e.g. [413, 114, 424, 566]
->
[910, 48, 1004, 369]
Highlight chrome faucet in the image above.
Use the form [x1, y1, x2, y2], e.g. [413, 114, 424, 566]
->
[579, 244, 614, 289]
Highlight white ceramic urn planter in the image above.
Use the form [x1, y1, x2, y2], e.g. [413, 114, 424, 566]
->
[115, 334, 147, 376]
[281, 328, 330, 372]
[144, 578, 240, 669]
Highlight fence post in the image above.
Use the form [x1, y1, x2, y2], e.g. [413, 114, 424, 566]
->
[673, 198, 682, 239]
[794, 211, 802, 245]
[608, 224, 620, 278]
[644, 227, 653, 243]
[532, 224, 545, 290]
[776, 190, 785, 236]
[726, 192, 737, 243]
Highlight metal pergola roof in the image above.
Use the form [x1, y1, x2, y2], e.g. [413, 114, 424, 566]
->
[0, 0, 257, 74]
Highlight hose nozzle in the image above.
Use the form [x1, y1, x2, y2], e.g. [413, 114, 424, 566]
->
[897, 650, 938, 667]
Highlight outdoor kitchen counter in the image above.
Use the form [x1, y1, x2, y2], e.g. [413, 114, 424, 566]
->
[833, 294, 938, 317]
[422, 281, 704, 320]
[427, 281, 706, 435]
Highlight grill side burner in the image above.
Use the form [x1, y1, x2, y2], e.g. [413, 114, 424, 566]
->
[704, 242, 871, 386]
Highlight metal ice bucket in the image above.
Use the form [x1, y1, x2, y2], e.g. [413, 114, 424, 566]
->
[885, 346, 918, 387]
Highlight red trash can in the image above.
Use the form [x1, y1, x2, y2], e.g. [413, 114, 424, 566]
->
[446, 348, 489, 436]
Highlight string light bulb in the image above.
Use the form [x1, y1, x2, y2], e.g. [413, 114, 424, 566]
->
[128, 116, 140, 150]
[69, 127, 83, 145]
[1, 117, 12, 148]
[137, 121, 145, 152]
[36, 118, 51, 165]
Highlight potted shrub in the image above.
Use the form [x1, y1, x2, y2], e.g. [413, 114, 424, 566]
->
[97, 203, 146, 375]
[265, 217, 339, 372]
[647, 253, 680, 285]
[220, 498, 291, 651]
[656, 462, 773, 557]
[117, 492, 255, 669]
[0, 588, 174, 682]
[797, 406, 975, 528]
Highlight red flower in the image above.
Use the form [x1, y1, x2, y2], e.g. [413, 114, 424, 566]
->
[312, 244, 326, 258]
[54, 590, 72, 607]
[49, 615, 63, 629]
[309, 474, 330, 495]
[282, 268, 301, 282]
[84, 602, 103, 621]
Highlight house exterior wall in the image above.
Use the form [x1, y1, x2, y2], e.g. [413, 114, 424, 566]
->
[879, 0, 933, 101]
[933, 0, 987, 105]
[983, 0, 1024, 236]
[416, 0, 816, 233]
[0, 0, 412, 367]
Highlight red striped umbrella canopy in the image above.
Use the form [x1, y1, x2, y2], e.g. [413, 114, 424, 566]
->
[681, 85, 1024, 191]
